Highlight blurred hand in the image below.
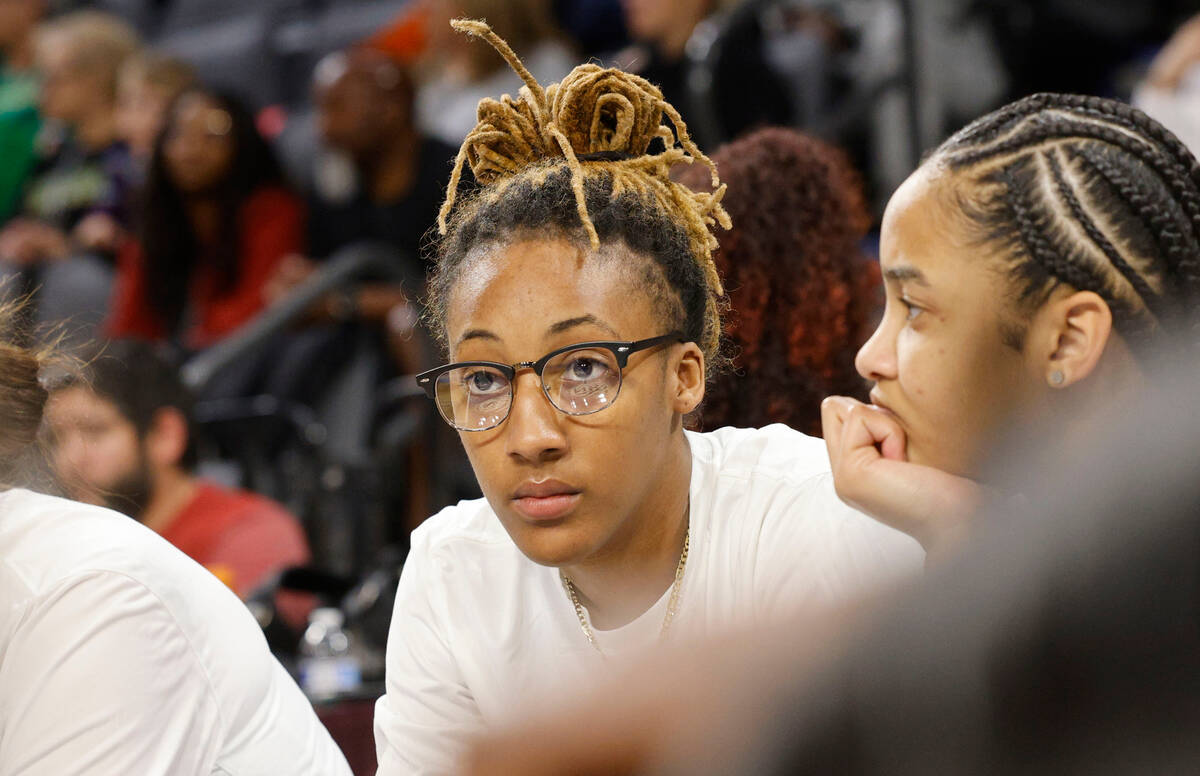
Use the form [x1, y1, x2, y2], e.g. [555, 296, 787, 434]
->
[1146, 13, 1200, 91]
[72, 212, 125, 254]
[0, 220, 71, 265]
[821, 396, 981, 557]
[264, 253, 316, 304]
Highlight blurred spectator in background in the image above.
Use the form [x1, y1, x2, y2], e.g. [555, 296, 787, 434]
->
[107, 88, 304, 349]
[679, 127, 876, 435]
[618, 0, 799, 147]
[415, 0, 575, 146]
[115, 49, 196, 179]
[266, 47, 454, 377]
[45, 339, 311, 608]
[0, 304, 351, 776]
[554, 0, 629, 59]
[972, 0, 1192, 102]
[308, 47, 454, 281]
[0, 11, 137, 337]
[0, 11, 137, 266]
[0, 0, 44, 225]
[1132, 10, 1200, 158]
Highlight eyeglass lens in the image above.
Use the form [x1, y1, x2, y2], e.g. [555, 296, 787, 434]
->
[432, 346, 623, 430]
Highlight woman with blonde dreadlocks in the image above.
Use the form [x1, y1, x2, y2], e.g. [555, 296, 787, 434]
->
[373, 21, 923, 773]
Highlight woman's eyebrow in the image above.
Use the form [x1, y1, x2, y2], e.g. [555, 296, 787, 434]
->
[883, 265, 930, 286]
[546, 315, 620, 338]
[456, 328, 501, 347]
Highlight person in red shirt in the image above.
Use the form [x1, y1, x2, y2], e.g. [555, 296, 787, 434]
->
[107, 87, 304, 349]
[44, 339, 310, 605]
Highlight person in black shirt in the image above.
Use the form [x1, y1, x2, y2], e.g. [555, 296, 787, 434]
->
[306, 47, 456, 286]
[268, 45, 456, 351]
[618, 0, 793, 148]
[266, 47, 456, 372]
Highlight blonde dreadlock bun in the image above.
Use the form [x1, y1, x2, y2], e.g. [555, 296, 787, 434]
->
[438, 19, 731, 299]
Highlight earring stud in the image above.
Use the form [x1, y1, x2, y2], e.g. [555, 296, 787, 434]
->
[1049, 370, 1065, 386]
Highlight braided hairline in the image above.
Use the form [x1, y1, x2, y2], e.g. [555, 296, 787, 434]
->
[953, 110, 1200, 288]
[945, 92, 1200, 193]
[1068, 145, 1195, 297]
[1043, 147, 1164, 319]
[934, 94, 1200, 339]
[998, 164, 1106, 299]
[946, 113, 1200, 247]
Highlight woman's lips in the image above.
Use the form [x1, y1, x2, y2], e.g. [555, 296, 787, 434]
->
[869, 390, 899, 418]
[511, 480, 582, 522]
[512, 492, 582, 521]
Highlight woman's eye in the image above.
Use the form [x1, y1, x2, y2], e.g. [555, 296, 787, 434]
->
[901, 298, 923, 322]
[463, 370, 505, 394]
[565, 357, 610, 381]
[569, 358, 596, 379]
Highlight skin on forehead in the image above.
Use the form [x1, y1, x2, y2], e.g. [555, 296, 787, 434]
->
[447, 237, 667, 359]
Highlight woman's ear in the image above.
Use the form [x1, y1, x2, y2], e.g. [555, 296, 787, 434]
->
[670, 343, 706, 414]
[1028, 290, 1113, 388]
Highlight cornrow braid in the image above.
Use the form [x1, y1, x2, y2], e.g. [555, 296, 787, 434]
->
[933, 93, 1200, 347]
[428, 19, 732, 368]
[1044, 149, 1162, 317]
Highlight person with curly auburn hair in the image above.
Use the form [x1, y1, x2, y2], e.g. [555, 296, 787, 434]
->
[679, 127, 877, 435]
[373, 20, 922, 774]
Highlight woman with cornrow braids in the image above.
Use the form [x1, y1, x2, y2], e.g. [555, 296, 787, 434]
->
[374, 20, 922, 774]
[823, 92, 1200, 559]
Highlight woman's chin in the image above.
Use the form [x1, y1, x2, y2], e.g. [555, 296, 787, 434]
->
[906, 442, 979, 480]
[504, 520, 595, 568]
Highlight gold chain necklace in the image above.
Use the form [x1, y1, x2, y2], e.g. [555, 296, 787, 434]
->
[560, 525, 690, 656]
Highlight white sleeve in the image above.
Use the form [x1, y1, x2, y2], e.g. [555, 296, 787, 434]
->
[374, 530, 485, 775]
[752, 473, 925, 617]
[0, 572, 222, 776]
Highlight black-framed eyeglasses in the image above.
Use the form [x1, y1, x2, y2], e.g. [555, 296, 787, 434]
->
[416, 332, 685, 431]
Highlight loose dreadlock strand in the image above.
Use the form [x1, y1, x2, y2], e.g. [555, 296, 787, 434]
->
[436, 18, 730, 298]
[550, 125, 601, 247]
[449, 19, 548, 120]
[438, 143, 472, 234]
[659, 100, 720, 189]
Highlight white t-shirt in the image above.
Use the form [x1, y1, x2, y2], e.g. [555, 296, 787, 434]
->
[374, 425, 924, 774]
[0, 488, 351, 776]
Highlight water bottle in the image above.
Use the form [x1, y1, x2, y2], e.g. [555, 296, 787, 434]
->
[298, 607, 362, 700]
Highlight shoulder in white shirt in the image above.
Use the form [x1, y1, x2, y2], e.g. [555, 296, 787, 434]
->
[374, 425, 924, 775]
[0, 488, 351, 776]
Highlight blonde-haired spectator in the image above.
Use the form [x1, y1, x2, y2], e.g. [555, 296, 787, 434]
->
[37, 10, 140, 103]
[117, 50, 197, 168]
[0, 10, 139, 339]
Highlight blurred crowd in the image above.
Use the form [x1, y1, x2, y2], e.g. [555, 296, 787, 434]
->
[4, 0, 1196, 569]
[6, 0, 1200, 770]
